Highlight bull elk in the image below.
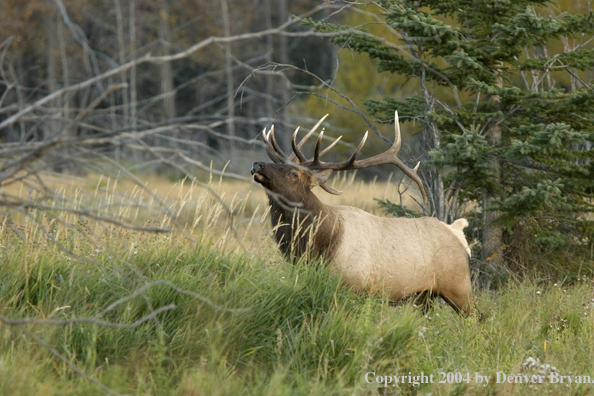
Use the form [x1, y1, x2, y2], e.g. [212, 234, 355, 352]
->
[251, 112, 473, 314]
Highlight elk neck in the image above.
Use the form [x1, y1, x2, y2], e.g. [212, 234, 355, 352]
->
[267, 189, 343, 262]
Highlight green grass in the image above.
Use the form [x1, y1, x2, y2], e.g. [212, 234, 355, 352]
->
[0, 228, 423, 395]
[1, 230, 593, 396]
[0, 177, 593, 395]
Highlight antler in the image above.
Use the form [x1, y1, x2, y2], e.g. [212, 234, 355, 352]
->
[261, 125, 287, 164]
[261, 115, 344, 195]
[262, 114, 343, 164]
[261, 112, 426, 202]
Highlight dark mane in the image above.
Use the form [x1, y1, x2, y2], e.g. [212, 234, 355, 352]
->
[267, 191, 343, 262]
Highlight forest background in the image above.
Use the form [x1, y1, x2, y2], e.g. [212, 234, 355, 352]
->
[0, 0, 593, 395]
[1, 0, 593, 271]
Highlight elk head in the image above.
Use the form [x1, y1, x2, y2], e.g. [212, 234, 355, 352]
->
[251, 112, 426, 205]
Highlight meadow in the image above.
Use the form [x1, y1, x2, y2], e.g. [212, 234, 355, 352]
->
[0, 172, 593, 396]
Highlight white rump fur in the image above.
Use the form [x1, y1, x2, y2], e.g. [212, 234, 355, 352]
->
[447, 218, 471, 256]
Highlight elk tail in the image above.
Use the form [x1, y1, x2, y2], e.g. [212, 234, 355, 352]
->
[448, 218, 470, 257]
[450, 218, 469, 231]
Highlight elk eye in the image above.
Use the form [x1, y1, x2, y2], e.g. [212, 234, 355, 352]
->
[289, 171, 299, 179]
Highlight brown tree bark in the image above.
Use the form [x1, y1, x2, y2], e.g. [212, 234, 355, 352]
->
[481, 73, 504, 267]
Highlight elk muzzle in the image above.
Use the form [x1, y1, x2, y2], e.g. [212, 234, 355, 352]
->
[251, 162, 264, 175]
[251, 162, 267, 183]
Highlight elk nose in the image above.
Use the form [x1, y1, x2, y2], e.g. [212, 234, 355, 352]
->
[251, 162, 264, 175]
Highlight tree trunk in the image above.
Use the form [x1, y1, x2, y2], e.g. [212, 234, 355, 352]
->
[264, 0, 274, 118]
[278, 0, 289, 143]
[129, 0, 137, 126]
[115, 0, 128, 120]
[58, 15, 70, 120]
[430, 122, 446, 221]
[419, 64, 446, 221]
[220, 0, 236, 156]
[114, 0, 128, 161]
[481, 73, 504, 267]
[159, 0, 176, 121]
[46, 14, 58, 95]
[46, 12, 59, 140]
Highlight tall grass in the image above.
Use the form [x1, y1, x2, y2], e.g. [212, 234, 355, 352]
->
[0, 173, 593, 395]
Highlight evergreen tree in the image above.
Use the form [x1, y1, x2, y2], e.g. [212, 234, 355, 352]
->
[304, 0, 594, 270]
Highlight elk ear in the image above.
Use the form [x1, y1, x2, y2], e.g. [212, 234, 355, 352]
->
[310, 169, 333, 188]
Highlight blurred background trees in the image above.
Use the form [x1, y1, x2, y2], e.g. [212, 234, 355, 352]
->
[0, 0, 592, 274]
[0, 0, 337, 173]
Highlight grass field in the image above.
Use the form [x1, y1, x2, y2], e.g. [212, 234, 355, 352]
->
[1, 172, 593, 395]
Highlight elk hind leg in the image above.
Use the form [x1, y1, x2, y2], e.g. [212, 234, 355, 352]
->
[439, 287, 473, 316]
[412, 290, 439, 314]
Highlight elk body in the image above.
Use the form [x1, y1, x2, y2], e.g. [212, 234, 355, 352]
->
[251, 113, 473, 314]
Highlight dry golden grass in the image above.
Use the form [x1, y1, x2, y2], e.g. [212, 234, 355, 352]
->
[1, 170, 420, 260]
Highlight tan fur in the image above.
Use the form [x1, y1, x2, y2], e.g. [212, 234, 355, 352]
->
[252, 162, 474, 315]
[328, 207, 473, 314]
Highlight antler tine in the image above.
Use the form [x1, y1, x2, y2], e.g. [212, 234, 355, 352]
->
[302, 111, 426, 202]
[268, 125, 288, 160]
[318, 135, 342, 158]
[344, 131, 368, 166]
[313, 130, 325, 165]
[393, 111, 403, 153]
[319, 183, 342, 195]
[262, 125, 286, 164]
[389, 111, 425, 201]
[287, 114, 329, 162]
[292, 128, 343, 164]
[265, 112, 425, 201]
[291, 126, 308, 163]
